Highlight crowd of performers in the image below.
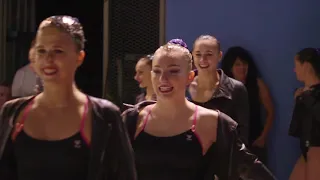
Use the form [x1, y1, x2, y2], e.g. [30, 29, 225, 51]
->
[0, 15, 319, 180]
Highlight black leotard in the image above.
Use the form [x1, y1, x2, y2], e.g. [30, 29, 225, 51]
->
[290, 84, 320, 160]
[10, 97, 90, 180]
[132, 105, 210, 180]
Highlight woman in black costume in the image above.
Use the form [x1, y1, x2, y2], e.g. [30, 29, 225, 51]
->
[123, 42, 276, 180]
[0, 15, 136, 180]
[134, 54, 156, 103]
[187, 35, 250, 143]
[289, 48, 320, 180]
[221, 46, 275, 163]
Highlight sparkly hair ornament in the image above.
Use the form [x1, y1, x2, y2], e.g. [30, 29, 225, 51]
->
[168, 38, 188, 49]
[145, 54, 154, 61]
[38, 15, 86, 50]
[157, 40, 193, 69]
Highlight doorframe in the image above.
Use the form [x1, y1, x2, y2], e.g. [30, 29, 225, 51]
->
[159, 0, 166, 46]
[103, 0, 109, 98]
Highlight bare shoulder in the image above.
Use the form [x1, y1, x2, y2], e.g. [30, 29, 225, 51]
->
[136, 105, 152, 127]
[194, 106, 219, 147]
[188, 78, 198, 94]
[257, 78, 267, 88]
[197, 105, 218, 119]
[257, 78, 263, 84]
[196, 106, 219, 133]
[138, 105, 150, 119]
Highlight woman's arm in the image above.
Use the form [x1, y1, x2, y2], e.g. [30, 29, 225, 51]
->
[106, 108, 137, 180]
[214, 112, 276, 180]
[0, 102, 18, 180]
[233, 82, 250, 144]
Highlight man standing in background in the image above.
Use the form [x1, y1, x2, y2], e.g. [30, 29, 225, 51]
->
[11, 40, 40, 97]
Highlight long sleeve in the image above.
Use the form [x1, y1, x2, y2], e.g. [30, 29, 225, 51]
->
[105, 108, 137, 180]
[234, 140, 277, 180]
[211, 112, 276, 180]
[233, 83, 250, 144]
[0, 102, 18, 180]
[0, 140, 18, 180]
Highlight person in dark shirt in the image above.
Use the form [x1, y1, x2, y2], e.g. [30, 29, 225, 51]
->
[221, 46, 275, 163]
[289, 48, 320, 180]
[187, 35, 250, 143]
[134, 54, 157, 103]
[0, 15, 136, 180]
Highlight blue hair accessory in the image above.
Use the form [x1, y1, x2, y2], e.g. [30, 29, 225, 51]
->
[168, 39, 188, 49]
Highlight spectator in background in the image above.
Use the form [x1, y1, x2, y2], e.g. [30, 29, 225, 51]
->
[11, 40, 39, 97]
[134, 54, 156, 103]
[0, 81, 11, 108]
[221, 46, 275, 164]
[188, 35, 250, 144]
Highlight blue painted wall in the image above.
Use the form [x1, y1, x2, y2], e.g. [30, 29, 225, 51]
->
[166, 0, 320, 179]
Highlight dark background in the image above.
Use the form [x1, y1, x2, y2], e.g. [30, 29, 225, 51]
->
[36, 0, 103, 97]
[35, 0, 160, 104]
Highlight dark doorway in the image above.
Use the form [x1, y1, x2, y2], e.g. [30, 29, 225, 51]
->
[36, 0, 103, 97]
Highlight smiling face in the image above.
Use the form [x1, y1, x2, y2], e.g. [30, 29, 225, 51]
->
[151, 44, 193, 101]
[192, 38, 222, 73]
[231, 58, 248, 82]
[31, 26, 85, 84]
[134, 58, 152, 88]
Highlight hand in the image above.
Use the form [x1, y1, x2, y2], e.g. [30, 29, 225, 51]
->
[294, 87, 310, 99]
[252, 136, 266, 148]
[294, 87, 304, 99]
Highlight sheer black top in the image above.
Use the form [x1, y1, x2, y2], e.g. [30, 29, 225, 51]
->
[289, 84, 320, 160]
